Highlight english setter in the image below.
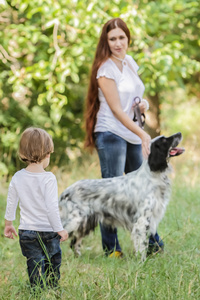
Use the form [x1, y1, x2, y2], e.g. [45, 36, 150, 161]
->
[59, 132, 184, 260]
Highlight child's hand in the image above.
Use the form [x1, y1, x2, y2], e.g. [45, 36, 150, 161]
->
[57, 229, 68, 242]
[4, 224, 18, 239]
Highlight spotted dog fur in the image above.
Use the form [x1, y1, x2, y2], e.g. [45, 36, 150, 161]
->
[59, 132, 184, 261]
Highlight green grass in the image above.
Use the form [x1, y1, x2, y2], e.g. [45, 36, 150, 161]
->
[0, 153, 200, 299]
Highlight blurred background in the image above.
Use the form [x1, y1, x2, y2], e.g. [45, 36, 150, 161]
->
[0, 0, 199, 186]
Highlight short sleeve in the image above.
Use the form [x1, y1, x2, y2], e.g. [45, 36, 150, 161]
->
[96, 60, 116, 80]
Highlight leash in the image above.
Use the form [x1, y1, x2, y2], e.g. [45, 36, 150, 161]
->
[133, 96, 145, 128]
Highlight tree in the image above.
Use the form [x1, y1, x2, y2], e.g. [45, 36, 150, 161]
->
[125, 0, 200, 135]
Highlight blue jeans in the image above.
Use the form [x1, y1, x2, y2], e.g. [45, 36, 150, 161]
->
[19, 230, 62, 287]
[94, 131, 163, 254]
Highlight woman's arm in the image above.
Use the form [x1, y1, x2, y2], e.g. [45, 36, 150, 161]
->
[98, 77, 151, 158]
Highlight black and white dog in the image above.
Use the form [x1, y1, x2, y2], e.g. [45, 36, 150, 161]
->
[59, 133, 184, 260]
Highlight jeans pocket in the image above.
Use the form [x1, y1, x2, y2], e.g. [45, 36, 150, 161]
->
[46, 234, 61, 258]
[94, 132, 105, 150]
[19, 230, 41, 258]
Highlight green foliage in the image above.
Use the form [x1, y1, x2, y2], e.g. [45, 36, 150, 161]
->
[0, 0, 199, 177]
[130, 0, 200, 94]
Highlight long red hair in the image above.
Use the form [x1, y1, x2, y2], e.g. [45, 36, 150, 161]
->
[84, 18, 131, 149]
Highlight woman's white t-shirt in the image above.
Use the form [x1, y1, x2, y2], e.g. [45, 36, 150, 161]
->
[5, 169, 64, 232]
[94, 54, 145, 144]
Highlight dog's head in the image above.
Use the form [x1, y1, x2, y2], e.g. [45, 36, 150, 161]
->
[148, 132, 185, 172]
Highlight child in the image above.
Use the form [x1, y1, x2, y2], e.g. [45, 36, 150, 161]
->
[4, 127, 68, 288]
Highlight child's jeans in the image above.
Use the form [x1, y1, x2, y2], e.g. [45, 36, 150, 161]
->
[19, 230, 62, 288]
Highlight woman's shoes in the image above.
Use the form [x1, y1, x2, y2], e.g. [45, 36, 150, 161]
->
[108, 251, 125, 258]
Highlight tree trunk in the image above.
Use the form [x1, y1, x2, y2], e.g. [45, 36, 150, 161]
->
[144, 93, 161, 138]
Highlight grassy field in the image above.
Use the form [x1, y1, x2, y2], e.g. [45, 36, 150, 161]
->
[0, 152, 200, 300]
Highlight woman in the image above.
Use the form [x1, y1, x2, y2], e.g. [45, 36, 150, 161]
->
[84, 18, 163, 257]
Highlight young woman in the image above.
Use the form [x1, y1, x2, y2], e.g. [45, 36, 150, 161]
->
[4, 127, 68, 288]
[84, 18, 163, 257]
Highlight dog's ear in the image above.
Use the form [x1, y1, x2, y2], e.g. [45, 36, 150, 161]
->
[148, 140, 168, 172]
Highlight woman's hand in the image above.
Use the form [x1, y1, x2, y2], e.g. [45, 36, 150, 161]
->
[132, 99, 149, 115]
[139, 102, 147, 114]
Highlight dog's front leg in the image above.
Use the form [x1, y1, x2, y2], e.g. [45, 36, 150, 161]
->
[131, 218, 149, 261]
[131, 206, 152, 261]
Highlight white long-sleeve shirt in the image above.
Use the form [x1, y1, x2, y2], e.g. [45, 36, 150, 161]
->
[5, 169, 64, 232]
